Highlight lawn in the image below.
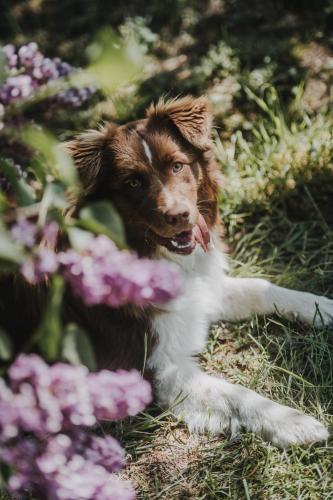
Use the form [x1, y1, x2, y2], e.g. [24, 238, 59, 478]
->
[2, 1, 333, 498]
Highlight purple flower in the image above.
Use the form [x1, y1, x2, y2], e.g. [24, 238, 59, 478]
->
[49, 364, 96, 427]
[18, 42, 43, 67]
[88, 369, 152, 421]
[0, 355, 148, 498]
[32, 57, 59, 81]
[50, 86, 96, 109]
[2, 434, 135, 500]
[59, 235, 183, 307]
[21, 247, 59, 284]
[0, 74, 34, 103]
[2, 354, 151, 437]
[10, 217, 37, 247]
[36, 247, 59, 273]
[53, 58, 74, 77]
[2, 44, 18, 69]
[84, 435, 126, 473]
[43, 220, 59, 247]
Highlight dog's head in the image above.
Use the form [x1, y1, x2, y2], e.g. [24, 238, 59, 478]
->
[67, 96, 222, 256]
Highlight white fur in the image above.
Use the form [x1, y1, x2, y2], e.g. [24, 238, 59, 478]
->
[142, 139, 153, 165]
[149, 233, 332, 447]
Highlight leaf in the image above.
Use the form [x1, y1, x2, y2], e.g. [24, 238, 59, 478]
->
[79, 200, 126, 247]
[37, 182, 68, 226]
[67, 227, 94, 252]
[0, 157, 35, 206]
[61, 323, 96, 371]
[22, 127, 78, 188]
[71, 29, 144, 93]
[35, 275, 65, 361]
[0, 224, 24, 264]
[0, 328, 13, 361]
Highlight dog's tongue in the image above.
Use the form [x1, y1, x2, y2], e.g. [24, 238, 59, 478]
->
[193, 214, 210, 252]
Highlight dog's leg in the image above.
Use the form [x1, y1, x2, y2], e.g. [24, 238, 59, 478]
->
[218, 276, 333, 325]
[151, 356, 328, 447]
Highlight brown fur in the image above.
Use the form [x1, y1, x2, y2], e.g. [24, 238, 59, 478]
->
[0, 96, 223, 371]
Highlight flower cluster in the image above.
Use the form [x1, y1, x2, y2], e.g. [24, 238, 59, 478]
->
[49, 86, 97, 109]
[59, 235, 183, 306]
[10, 219, 183, 306]
[0, 42, 96, 131]
[0, 43, 73, 105]
[0, 354, 152, 499]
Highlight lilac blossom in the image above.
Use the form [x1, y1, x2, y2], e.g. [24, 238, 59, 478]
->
[2, 434, 135, 500]
[2, 44, 18, 69]
[21, 247, 59, 284]
[0, 74, 35, 103]
[0, 354, 150, 498]
[59, 235, 183, 306]
[2, 354, 152, 437]
[88, 369, 153, 421]
[42, 220, 59, 247]
[17, 42, 43, 67]
[0, 43, 84, 109]
[10, 217, 37, 247]
[16, 223, 182, 306]
[49, 86, 96, 108]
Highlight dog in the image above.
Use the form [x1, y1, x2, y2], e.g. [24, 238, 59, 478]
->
[64, 96, 333, 448]
[2, 96, 331, 448]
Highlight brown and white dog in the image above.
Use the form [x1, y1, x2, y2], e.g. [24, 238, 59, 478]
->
[3, 96, 331, 447]
[64, 96, 333, 447]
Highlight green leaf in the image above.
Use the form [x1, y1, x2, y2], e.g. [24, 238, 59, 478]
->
[61, 323, 97, 371]
[0, 157, 35, 206]
[35, 275, 65, 361]
[0, 328, 13, 361]
[79, 200, 126, 247]
[67, 227, 94, 252]
[0, 224, 24, 264]
[71, 29, 144, 94]
[37, 182, 68, 227]
[22, 127, 78, 188]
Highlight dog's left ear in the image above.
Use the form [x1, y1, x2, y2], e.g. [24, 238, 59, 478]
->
[146, 96, 212, 151]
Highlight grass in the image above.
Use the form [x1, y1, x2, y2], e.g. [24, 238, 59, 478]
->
[110, 88, 333, 499]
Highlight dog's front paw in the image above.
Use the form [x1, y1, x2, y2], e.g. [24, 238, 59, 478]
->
[258, 407, 329, 448]
[293, 293, 333, 326]
[312, 295, 333, 326]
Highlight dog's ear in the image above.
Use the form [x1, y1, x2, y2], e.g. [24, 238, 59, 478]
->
[146, 96, 212, 151]
[65, 125, 115, 194]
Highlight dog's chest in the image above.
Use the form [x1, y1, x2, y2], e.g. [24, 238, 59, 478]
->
[150, 242, 228, 364]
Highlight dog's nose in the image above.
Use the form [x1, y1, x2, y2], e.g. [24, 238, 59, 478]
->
[165, 210, 190, 227]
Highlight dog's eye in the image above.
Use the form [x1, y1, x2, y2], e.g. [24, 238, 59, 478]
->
[172, 162, 184, 173]
[126, 178, 142, 189]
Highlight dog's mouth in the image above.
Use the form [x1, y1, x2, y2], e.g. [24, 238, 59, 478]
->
[153, 229, 196, 255]
[151, 215, 210, 255]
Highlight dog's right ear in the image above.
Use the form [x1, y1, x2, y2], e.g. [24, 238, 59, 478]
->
[65, 125, 116, 194]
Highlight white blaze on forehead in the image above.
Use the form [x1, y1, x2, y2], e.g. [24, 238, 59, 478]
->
[142, 139, 153, 165]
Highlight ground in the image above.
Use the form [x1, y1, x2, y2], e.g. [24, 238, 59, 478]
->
[3, 1, 333, 498]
